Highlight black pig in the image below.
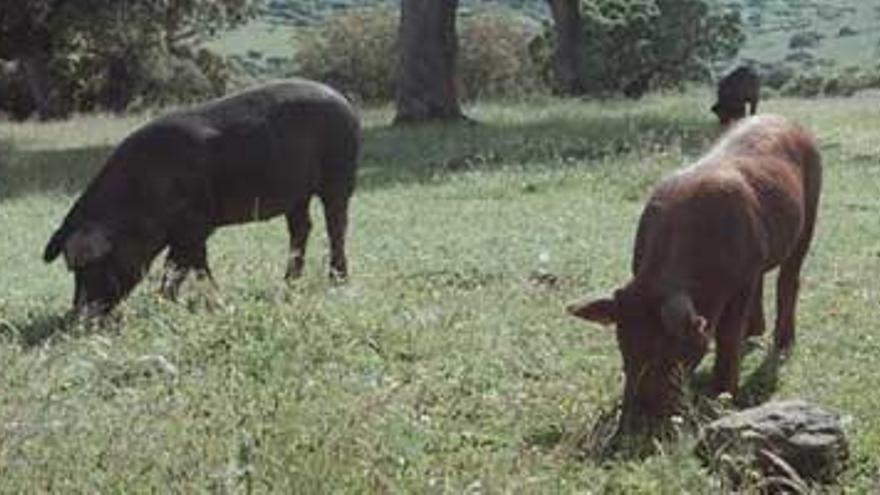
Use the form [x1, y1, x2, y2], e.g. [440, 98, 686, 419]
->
[711, 66, 760, 126]
[44, 79, 361, 316]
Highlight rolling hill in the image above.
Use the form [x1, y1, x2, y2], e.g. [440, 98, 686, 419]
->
[732, 0, 880, 67]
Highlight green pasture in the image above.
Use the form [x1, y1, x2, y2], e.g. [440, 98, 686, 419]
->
[1, 93, 879, 492]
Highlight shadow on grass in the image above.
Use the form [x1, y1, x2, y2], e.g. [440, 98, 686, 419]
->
[358, 112, 718, 191]
[0, 144, 112, 202]
[1, 110, 717, 201]
[0, 313, 77, 349]
[736, 349, 786, 408]
[691, 342, 785, 409]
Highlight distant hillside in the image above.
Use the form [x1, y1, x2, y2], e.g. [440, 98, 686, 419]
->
[730, 0, 880, 68]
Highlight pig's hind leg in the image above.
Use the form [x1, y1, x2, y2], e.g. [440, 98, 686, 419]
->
[774, 232, 813, 354]
[320, 192, 350, 282]
[284, 198, 312, 280]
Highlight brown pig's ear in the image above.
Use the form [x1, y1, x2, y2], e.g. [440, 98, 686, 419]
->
[662, 293, 708, 344]
[566, 297, 619, 326]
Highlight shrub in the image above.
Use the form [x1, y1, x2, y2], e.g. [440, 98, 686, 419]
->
[823, 66, 880, 97]
[767, 63, 880, 98]
[15, 36, 234, 116]
[296, 7, 398, 103]
[837, 26, 858, 37]
[90, 46, 231, 113]
[757, 62, 795, 90]
[788, 31, 823, 50]
[457, 10, 543, 99]
[193, 48, 232, 97]
[780, 71, 824, 97]
[784, 50, 815, 65]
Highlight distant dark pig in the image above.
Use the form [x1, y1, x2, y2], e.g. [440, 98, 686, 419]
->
[43, 79, 361, 317]
[568, 115, 821, 435]
[711, 66, 760, 126]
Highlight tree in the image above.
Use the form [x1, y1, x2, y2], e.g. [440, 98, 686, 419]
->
[546, 0, 588, 95]
[587, 0, 745, 98]
[532, 0, 745, 98]
[0, 1, 66, 119]
[0, 0, 255, 119]
[394, 0, 465, 124]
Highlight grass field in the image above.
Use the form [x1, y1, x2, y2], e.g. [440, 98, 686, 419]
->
[2, 93, 880, 492]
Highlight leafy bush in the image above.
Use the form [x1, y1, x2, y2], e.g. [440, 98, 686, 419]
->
[769, 63, 880, 98]
[66, 45, 231, 114]
[784, 50, 815, 65]
[837, 26, 858, 37]
[788, 31, 823, 50]
[531, 0, 745, 98]
[296, 7, 398, 103]
[131, 54, 217, 111]
[823, 66, 880, 97]
[296, 6, 544, 103]
[781, 72, 824, 97]
[756, 61, 795, 90]
[457, 11, 543, 99]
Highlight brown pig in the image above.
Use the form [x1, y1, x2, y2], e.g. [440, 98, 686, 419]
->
[568, 114, 821, 434]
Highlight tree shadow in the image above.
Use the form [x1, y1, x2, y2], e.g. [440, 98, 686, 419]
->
[735, 349, 786, 408]
[357, 112, 718, 192]
[1, 312, 77, 349]
[690, 341, 786, 409]
[1, 110, 718, 201]
[1, 309, 123, 349]
[0, 144, 112, 202]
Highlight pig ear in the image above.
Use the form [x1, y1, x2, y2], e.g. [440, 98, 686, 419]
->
[566, 297, 619, 326]
[662, 293, 708, 343]
[43, 226, 70, 263]
[63, 226, 112, 269]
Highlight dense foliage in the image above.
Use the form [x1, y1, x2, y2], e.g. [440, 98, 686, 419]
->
[531, 0, 745, 97]
[0, 0, 256, 118]
[458, 12, 543, 99]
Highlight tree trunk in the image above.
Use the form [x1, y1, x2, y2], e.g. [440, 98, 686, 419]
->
[19, 49, 64, 120]
[394, 0, 465, 124]
[546, 0, 588, 95]
[102, 53, 135, 114]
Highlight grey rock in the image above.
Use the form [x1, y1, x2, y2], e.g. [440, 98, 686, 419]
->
[697, 400, 849, 487]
